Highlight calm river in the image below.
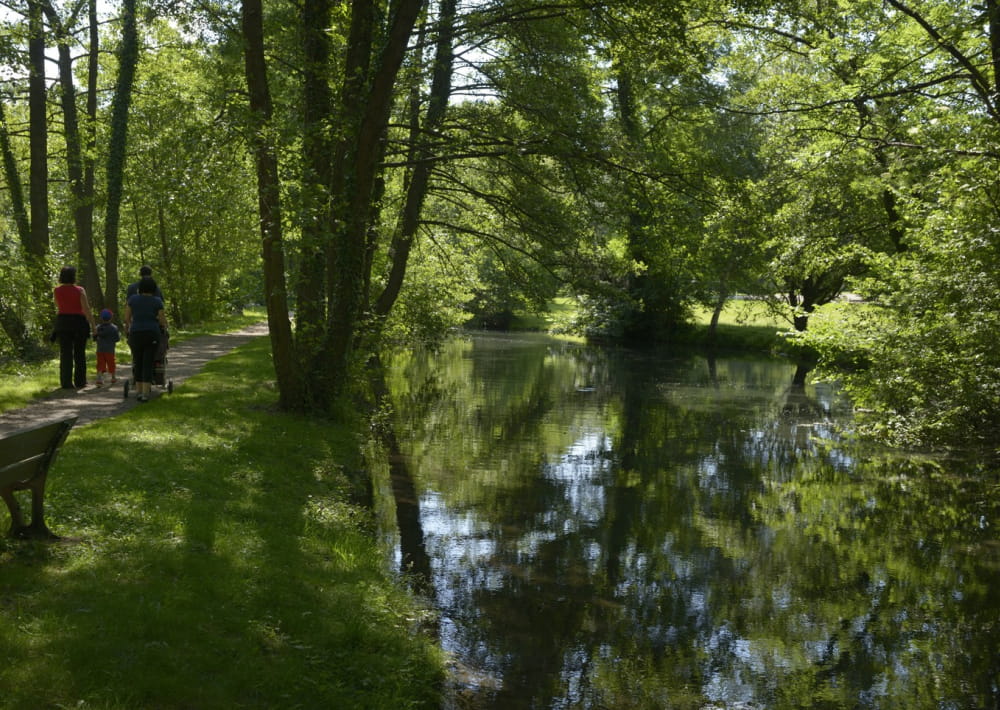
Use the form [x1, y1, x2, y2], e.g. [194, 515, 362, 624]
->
[381, 332, 1000, 710]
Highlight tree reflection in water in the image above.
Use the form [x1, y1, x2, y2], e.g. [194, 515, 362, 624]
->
[383, 332, 1000, 710]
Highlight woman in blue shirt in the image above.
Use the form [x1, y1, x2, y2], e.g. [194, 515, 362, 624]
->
[124, 276, 168, 402]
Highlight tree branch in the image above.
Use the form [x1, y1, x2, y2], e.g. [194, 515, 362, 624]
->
[885, 0, 998, 120]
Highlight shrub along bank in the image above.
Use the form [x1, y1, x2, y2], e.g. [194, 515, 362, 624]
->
[0, 336, 444, 709]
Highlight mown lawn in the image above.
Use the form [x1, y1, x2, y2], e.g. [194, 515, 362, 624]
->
[0, 336, 444, 709]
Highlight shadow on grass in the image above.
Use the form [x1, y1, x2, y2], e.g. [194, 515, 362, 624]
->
[0, 339, 442, 708]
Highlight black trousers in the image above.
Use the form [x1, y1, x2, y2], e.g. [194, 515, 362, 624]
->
[129, 330, 159, 384]
[56, 315, 90, 389]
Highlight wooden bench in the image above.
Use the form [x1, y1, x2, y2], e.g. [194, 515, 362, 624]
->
[0, 416, 76, 539]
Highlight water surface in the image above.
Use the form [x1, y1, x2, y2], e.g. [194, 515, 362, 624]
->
[384, 332, 1000, 709]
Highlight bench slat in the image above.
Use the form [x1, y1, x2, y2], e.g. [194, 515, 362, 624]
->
[0, 419, 75, 459]
[0, 454, 49, 487]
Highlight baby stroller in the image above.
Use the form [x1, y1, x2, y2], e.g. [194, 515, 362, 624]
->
[124, 329, 173, 398]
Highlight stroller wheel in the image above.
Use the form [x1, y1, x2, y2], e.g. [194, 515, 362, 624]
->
[123, 380, 130, 399]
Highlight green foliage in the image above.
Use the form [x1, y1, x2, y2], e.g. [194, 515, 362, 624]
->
[701, 0, 1000, 452]
[0, 243, 55, 347]
[0, 338, 444, 708]
[2, 0, 999, 449]
[806, 165, 1000, 452]
[379, 236, 473, 345]
[120, 22, 260, 324]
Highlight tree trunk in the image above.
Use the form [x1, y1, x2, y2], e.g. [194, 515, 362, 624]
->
[28, 0, 48, 260]
[708, 294, 726, 340]
[297, 0, 336, 406]
[156, 203, 175, 318]
[103, 0, 138, 316]
[88, 0, 111, 309]
[321, 0, 376, 385]
[45, 2, 103, 306]
[322, 0, 425, 403]
[0, 103, 31, 244]
[374, 0, 456, 320]
[241, 0, 301, 409]
[24, 0, 51, 315]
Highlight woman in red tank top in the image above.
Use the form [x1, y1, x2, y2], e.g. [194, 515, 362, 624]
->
[53, 266, 96, 389]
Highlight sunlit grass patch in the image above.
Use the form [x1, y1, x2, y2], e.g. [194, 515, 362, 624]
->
[509, 296, 581, 332]
[0, 357, 59, 411]
[167, 306, 266, 344]
[0, 337, 444, 708]
[690, 298, 792, 329]
[685, 298, 879, 353]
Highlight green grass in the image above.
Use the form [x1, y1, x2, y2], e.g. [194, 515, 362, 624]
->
[506, 297, 794, 351]
[483, 298, 882, 358]
[683, 300, 793, 352]
[689, 299, 791, 330]
[686, 299, 888, 355]
[0, 309, 267, 416]
[0, 365, 53, 414]
[508, 297, 580, 333]
[166, 307, 266, 343]
[0, 337, 444, 709]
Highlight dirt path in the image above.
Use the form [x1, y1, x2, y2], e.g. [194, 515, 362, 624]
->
[0, 323, 269, 435]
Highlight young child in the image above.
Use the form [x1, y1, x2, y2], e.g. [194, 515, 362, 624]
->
[95, 309, 120, 385]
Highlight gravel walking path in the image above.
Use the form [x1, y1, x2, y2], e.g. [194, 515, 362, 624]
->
[0, 323, 269, 435]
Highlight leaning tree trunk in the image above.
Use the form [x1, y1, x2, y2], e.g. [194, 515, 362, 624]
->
[374, 0, 457, 321]
[0, 103, 38, 356]
[0, 102, 31, 243]
[322, 0, 425, 405]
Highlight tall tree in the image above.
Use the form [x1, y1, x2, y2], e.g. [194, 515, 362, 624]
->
[321, 0, 425, 405]
[240, 0, 425, 412]
[0, 98, 36, 355]
[241, 0, 301, 409]
[27, 0, 47, 262]
[374, 0, 457, 321]
[102, 0, 139, 314]
[43, 0, 103, 304]
[294, 0, 335, 397]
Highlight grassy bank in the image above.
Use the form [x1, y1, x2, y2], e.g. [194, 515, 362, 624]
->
[0, 337, 444, 708]
[685, 300, 793, 352]
[505, 298, 874, 357]
[504, 298, 795, 351]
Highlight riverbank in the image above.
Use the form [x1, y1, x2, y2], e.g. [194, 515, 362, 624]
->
[502, 298, 869, 356]
[500, 297, 799, 352]
[0, 335, 444, 707]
